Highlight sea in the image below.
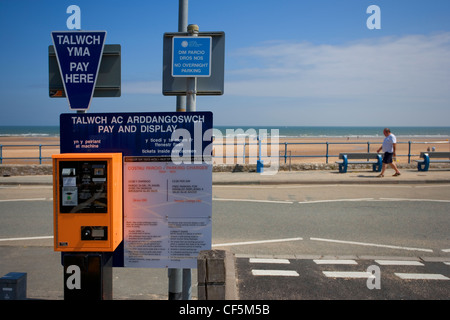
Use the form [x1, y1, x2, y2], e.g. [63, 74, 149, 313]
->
[0, 125, 449, 139]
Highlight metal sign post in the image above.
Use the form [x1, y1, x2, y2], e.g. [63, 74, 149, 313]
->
[175, 23, 200, 301]
[169, 0, 188, 300]
[186, 24, 200, 112]
[165, 1, 224, 301]
[186, 67, 197, 111]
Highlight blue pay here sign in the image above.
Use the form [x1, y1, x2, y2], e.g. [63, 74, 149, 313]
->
[172, 36, 212, 77]
[51, 31, 106, 110]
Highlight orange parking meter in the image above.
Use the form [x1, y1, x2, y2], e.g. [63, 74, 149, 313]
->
[53, 153, 122, 252]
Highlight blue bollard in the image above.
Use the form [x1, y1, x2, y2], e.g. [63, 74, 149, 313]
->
[257, 160, 264, 173]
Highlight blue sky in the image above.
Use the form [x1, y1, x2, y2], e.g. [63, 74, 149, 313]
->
[1, 0, 449, 126]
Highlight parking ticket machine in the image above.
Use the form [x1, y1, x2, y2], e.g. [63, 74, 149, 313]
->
[53, 153, 123, 252]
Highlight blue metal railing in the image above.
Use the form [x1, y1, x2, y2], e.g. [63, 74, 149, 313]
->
[0, 141, 448, 165]
[213, 140, 449, 165]
[0, 144, 59, 164]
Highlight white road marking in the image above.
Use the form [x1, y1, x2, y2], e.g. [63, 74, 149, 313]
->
[379, 198, 450, 203]
[0, 236, 53, 242]
[213, 237, 303, 247]
[395, 273, 449, 280]
[0, 198, 50, 202]
[213, 184, 424, 189]
[298, 198, 374, 204]
[0, 186, 52, 189]
[213, 198, 293, 204]
[375, 260, 424, 266]
[250, 258, 290, 264]
[213, 185, 341, 189]
[252, 270, 299, 277]
[214, 197, 450, 204]
[310, 237, 433, 253]
[314, 259, 357, 265]
[323, 271, 371, 278]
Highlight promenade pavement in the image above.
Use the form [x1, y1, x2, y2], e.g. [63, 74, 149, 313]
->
[1, 167, 450, 185]
[1, 167, 450, 300]
[212, 168, 450, 185]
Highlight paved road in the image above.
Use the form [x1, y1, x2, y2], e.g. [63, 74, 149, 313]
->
[236, 256, 450, 299]
[1, 176, 449, 300]
[211, 183, 450, 299]
[212, 183, 450, 256]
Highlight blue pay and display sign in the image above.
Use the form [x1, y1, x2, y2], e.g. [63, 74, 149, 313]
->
[59, 111, 213, 268]
[51, 31, 106, 110]
[172, 36, 212, 77]
[59, 112, 213, 159]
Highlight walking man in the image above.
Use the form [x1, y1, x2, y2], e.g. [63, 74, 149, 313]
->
[377, 128, 401, 177]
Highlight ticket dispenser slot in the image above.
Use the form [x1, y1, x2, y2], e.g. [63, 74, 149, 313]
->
[53, 153, 122, 252]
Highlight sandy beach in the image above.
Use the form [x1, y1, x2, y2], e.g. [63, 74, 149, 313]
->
[1, 135, 448, 165]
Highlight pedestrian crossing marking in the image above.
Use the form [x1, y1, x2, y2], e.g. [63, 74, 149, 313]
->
[375, 260, 424, 266]
[252, 270, 299, 277]
[322, 271, 371, 278]
[250, 258, 290, 264]
[314, 259, 357, 265]
[394, 273, 449, 280]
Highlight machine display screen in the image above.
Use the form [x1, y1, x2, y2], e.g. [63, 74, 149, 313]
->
[59, 161, 108, 213]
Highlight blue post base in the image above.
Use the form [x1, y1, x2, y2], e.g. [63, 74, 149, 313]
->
[257, 160, 264, 173]
[418, 154, 430, 171]
[338, 155, 348, 173]
[373, 155, 382, 172]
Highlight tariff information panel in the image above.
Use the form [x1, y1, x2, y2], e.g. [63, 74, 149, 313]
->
[123, 158, 212, 268]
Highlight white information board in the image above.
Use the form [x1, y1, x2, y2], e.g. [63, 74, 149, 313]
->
[123, 157, 212, 268]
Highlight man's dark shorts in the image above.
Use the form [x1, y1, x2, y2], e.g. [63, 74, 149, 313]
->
[383, 152, 394, 164]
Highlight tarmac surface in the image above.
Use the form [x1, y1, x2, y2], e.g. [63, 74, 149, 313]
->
[1, 167, 450, 300]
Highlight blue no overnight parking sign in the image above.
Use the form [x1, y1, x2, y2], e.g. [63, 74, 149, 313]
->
[172, 36, 212, 77]
[51, 31, 106, 110]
